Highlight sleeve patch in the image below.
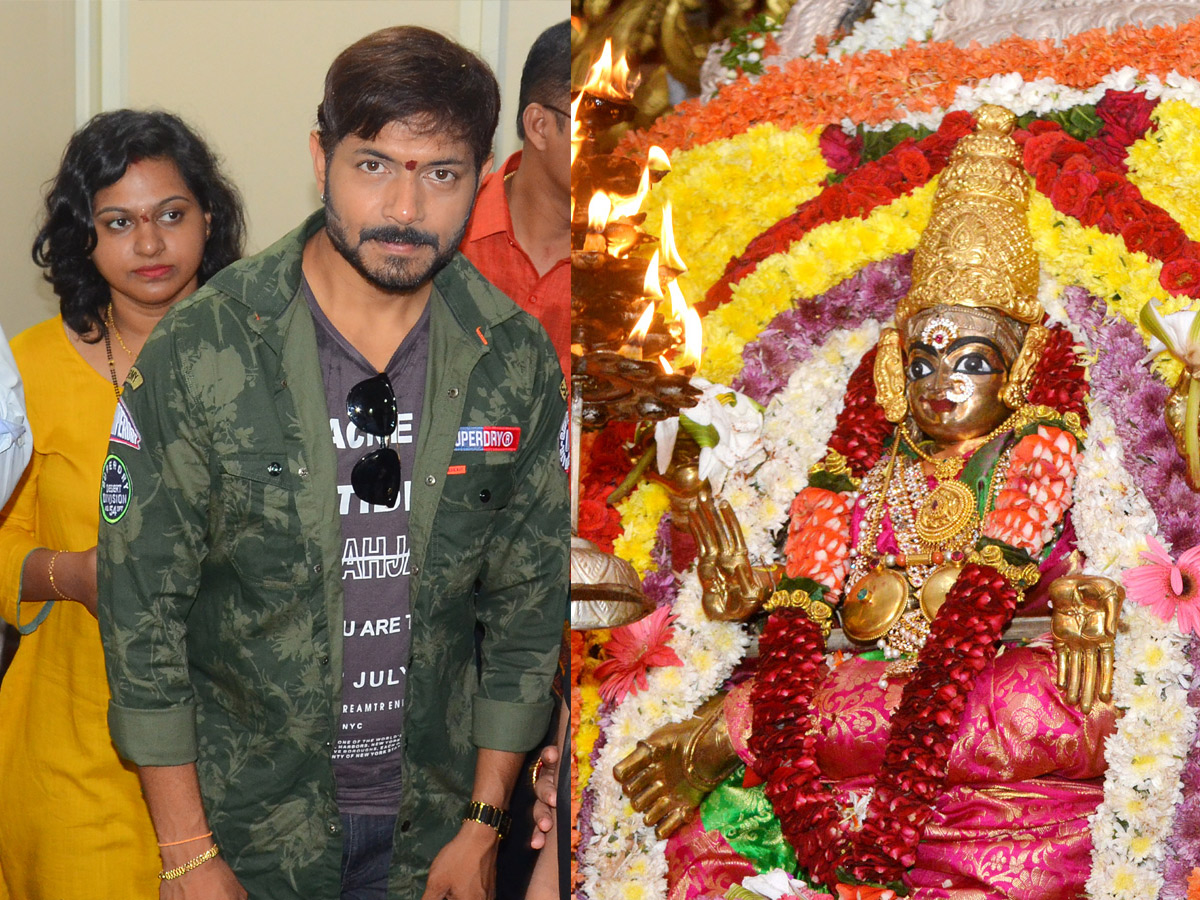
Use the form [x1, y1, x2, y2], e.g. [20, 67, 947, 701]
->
[558, 411, 570, 472]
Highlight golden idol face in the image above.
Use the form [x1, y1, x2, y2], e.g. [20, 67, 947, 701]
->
[905, 331, 1010, 445]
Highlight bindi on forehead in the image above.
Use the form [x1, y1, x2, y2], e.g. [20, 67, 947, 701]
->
[404, 160, 417, 171]
[140, 213, 151, 223]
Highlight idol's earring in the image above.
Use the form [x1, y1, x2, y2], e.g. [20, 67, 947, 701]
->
[874, 327, 908, 423]
[1001, 323, 1049, 409]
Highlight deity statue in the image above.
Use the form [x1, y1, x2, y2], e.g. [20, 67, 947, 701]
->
[615, 106, 1123, 898]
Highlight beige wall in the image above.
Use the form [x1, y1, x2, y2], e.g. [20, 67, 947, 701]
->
[0, 1, 79, 336]
[0, 0, 566, 337]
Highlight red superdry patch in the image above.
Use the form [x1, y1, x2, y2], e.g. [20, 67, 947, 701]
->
[454, 426, 520, 451]
[447, 465, 467, 475]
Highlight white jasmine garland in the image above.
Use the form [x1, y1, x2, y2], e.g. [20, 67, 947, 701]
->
[578, 575, 750, 900]
[825, 0, 947, 59]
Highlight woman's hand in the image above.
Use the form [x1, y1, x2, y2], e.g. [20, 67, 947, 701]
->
[22, 546, 98, 617]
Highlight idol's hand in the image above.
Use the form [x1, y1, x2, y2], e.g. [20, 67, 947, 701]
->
[692, 497, 774, 621]
[1050, 575, 1124, 714]
[612, 695, 736, 839]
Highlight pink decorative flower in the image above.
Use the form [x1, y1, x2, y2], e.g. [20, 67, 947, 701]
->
[835, 886, 896, 900]
[1122, 535, 1200, 634]
[594, 606, 684, 703]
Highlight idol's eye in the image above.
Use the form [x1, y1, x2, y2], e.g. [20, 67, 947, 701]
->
[954, 352, 1001, 376]
[907, 357, 934, 380]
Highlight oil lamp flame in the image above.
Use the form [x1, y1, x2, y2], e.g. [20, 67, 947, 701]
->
[667, 278, 688, 322]
[610, 165, 650, 220]
[587, 191, 612, 232]
[660, 203, 687, 273]
[642, 250, 663, 299]
[581, 39, 635, 99]
[660, 355, 674, 374]
[680, 307, 703, 370]
[647, 146, 671, 171]
[630, 301, 655, 342]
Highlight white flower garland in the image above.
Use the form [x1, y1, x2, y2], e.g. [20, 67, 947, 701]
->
[578, 575, 750, 900]
[851, 67, 1200, 134]
[825, 0, 947, 59]
[720, 321, 882, 564]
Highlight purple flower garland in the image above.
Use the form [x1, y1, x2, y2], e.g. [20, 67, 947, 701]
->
[733, 253, 912, 405]
[1062, 285, 1200, 550]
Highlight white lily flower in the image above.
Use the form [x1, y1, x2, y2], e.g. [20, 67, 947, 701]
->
[1139, 298, 1200, 373]
[741, 868, 809, 899]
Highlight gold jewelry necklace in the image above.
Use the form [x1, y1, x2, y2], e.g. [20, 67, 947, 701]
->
[106, 303, 134, 358]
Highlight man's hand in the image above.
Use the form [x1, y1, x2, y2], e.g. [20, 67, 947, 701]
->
[159, 855, 247, 900]
[530, 744, 558, 850]
[1050, 574, 1124, 714]
[419, 821, 500, 900]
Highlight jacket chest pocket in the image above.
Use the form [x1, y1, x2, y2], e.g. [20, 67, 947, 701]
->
[432, 460, 515, 591]
[213, 453, 306, 590]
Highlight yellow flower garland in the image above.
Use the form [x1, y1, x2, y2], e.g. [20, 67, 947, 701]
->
[613, 481, 672, 577]
[642, 123, 830, 310]
[699, 181, 936, 384]
[1127, 100, 1200, 241]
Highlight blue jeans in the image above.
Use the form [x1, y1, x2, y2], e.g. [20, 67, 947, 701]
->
[340, 813, 397, 900]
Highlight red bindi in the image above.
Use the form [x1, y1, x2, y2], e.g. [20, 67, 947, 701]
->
[404, 160, 417, 171]
[140, 213, 151, 223]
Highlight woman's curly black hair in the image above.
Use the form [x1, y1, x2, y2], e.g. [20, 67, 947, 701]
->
[32, 109, 245, 341]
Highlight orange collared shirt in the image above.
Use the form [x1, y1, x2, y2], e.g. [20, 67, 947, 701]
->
[461, 151, 570, 377]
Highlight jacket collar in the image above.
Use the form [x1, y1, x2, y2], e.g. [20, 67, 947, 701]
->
[204, 208, 520, 354]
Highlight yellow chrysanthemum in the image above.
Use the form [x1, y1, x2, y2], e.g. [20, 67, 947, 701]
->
[614, 482, 672, 577]
[698, 181, 936, 384]
[642, 123, 829, 299]
[1128, 100, 1200, 240]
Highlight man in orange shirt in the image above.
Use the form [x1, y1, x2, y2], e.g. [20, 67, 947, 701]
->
[461, 20, 571, 377]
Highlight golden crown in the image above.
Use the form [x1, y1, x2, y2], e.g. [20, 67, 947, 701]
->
[896, 104, 1041, 326]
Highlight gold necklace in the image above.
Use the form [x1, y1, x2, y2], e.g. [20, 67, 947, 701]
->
[106, 303, 134, 358]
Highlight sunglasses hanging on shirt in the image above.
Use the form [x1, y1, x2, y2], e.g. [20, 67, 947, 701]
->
[346, 372, 401, 507]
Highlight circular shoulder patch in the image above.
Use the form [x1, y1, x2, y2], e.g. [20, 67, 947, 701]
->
[100, 454, 132, 524]
[558, 411, 570, 472]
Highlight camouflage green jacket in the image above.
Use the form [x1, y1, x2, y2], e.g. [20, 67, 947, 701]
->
[97, 212, 568, 899]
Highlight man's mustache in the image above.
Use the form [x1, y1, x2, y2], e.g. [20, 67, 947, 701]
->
[359, 225, 439, 248]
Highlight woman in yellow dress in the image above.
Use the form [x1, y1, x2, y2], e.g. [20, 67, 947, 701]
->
[0, 109, 244, 899]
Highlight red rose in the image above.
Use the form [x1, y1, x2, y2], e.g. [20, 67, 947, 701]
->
[819, 124, 863, 176]
[1027, 119, 1063, 136]
[1048, 168, 1101, 218]
[1161, 257, 1200, 295]
[1095, 89, 1157, 146]
[818, 186, 851, 221]
[577, 497, 621, 550]
[894, 146, 931, 183]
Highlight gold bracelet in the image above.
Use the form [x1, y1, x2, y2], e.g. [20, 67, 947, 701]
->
[967, 545, 1041, 590]
[47, 552, 73, 602]
[463, 801, 511, 840]
[159, 844, 219, 881]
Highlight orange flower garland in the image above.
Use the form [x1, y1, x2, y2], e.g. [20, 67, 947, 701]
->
[620, 21, 1200, 158]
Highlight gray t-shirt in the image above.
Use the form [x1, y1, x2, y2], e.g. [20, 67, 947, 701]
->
[304, 279, 429, 815]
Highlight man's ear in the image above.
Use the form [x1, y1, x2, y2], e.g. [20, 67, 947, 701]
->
[310, 131, 327, 198]
[522, 104, 552, 152]
[476, 153, 494, 196]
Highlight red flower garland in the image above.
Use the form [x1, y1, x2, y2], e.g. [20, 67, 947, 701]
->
[701, 113, 975, 312]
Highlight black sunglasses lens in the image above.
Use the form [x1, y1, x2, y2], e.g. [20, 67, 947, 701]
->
[347, 373, 398, 437]
[351, 447, 402, 507]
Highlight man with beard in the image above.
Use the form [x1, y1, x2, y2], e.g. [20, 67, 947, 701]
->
[96, 26, 568, 900]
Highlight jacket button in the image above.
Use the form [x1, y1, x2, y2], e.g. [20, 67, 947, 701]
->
[319, 655, 330, 665]
[425, 475, 436, 485]
[447, 387, 460, 399]
[298, 466, 309, 477]
[314, 563, 323, 574]
[266, 462, 283, 476]
[327, 822, 339, 835]
[399, 820, 412, 833]
[479, 489, 491, 503]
